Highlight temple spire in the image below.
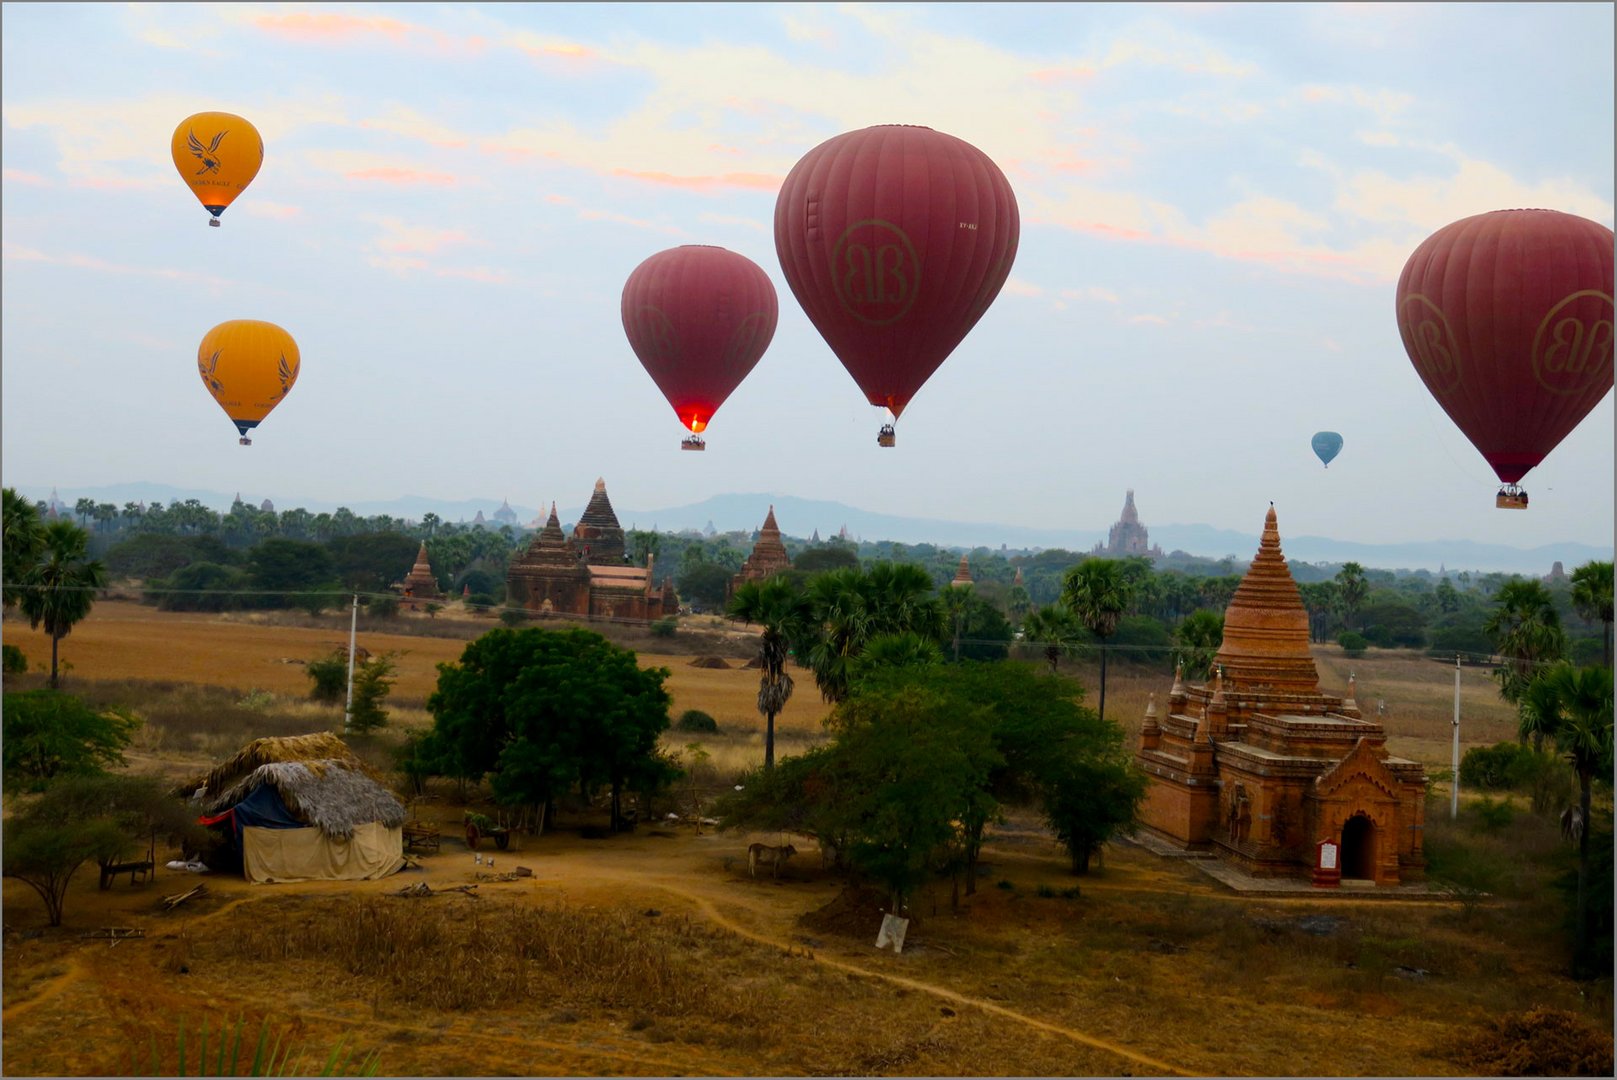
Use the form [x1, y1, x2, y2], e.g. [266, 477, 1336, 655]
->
[1211, 505, 1318, 693]
[950, 555, 973, 588]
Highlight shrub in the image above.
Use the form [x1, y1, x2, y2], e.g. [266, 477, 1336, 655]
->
[2, 643, 26, 674]
[1462, 741, 1535, 791]
[346, 654, 396, 734]
[650, 617, 678, 638]
[306, 651, 349, 703]
[499, 608, 528, 628]
[1338, 631, 1368, 656]
[367, 595, 399, 619]
[675, 709, 718, 733]
[1442, 1006, 1614, 1077]
[1474, 796, 1516, 833]
[466, 593, 496, 612]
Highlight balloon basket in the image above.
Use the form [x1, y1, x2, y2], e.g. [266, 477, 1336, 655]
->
[681, 436, 706, 452]
[208, 219, 221, 228]
[238, 436, 252, 446]
[877, 425, 896, 448]
[1495, 485, 1528, 510]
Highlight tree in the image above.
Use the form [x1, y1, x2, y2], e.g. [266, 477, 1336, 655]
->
[423, 628, 672, 834]
[676, 560, 735, 611]
[1519, 663, 1614, 978]
[347, 653, 398, 734]
[801, 563, 944, 703]
[1335, 562, 1369, 630]
[795, 545, 860, 574]
[246, 538, 334, 605]
[727, 577, 811, 771]
[3, 773, 199, 927]
[1175, 610, 1224, 678]
[1021, 603, 1084, 675]
[16, 520, 107, 688]
[1061, 559, 1134, 722]
[1570, 561, 1614, 668]
[3, 487, 45, 609]
[1485, 579, 1568, 708]
[2, 691, 140, 792]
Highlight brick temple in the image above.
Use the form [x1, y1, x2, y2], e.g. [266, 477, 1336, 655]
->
[394, 541, 443, 607]
[1092, 490, 1164, 559]
[729, 506, 792, 596]
[505, 479, 676, 623]
[1135, 506, 1427, 885]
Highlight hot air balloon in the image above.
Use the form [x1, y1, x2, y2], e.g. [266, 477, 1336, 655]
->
[197, 320, 300, 445]
[171, 112, 263, 227]
[1311, 431, 1343, 468]
[621, 245, 778, 451]
[1396, 209, 1613, 509]
[774, 124, 1019, 446]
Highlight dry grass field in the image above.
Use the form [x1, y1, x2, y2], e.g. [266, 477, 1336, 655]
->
[3, 602, 1609, 1077]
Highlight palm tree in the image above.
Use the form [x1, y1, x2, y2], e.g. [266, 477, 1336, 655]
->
[1335, 562, 1369, 631]
[803, 563, 942, 703]
[1021, 603, 1084, 675]
[1521, 662, 1614, 977]
[1570, 560, 1614, 668]
[3, 487, 46, 610]
[1061, 559, 1134, 722]
[728, 577, 811, 770]
[1484, 579, 1568, 708]
[1175, 610, 1225, 679]
[17, 520, 108, 688]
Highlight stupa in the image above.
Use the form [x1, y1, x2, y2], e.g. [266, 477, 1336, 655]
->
[573, 478, 626, 564]
[394, 541, 443, 606]
[730, 506, 792, 596]
[950, 555, 974, 588]
[506, 482, 675, 623]
[1135, 506, 1427, 885]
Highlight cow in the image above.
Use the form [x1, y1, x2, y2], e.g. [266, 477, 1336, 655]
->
[747, 842, 797, 879]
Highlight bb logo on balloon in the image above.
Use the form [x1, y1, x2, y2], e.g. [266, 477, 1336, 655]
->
[832, 219, 920, 326]
[1531, 290, 1614, 396]
[1398, 293, 1463, 395]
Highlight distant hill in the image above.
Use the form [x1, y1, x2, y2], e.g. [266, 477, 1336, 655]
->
[11, 482, 1609, 575]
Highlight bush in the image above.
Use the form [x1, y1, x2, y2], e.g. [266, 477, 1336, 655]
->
[367, 595, 399, 619]
[499, 608, 529, 628]
[1474, 796, 1516, 832]
[1338, 631, 1368, 656]
[650, 618, 678, 638]
[306, 651, 348, 703]
[1442, 1006, 1614, 1076]
[466, 593, 496, 612]
[1462, 741, 1536, 791]
[675, 709, 718, 733]
[2, 643, 26, 674]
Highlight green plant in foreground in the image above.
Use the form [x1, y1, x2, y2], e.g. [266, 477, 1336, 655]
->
[130, 1014, 380, 1077]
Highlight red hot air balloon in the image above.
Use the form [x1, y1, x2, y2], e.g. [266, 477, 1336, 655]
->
[774, 125, 1020, 446]
[1396, 209, 1613, 509]
[622, 245, 778, 451]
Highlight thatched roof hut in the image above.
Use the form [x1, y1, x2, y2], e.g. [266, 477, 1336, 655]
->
[205, 760, 406, 839]
[180, 732, 372, 799]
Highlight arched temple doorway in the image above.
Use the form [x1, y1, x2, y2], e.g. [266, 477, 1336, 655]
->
[1341, 814, 1376, 880]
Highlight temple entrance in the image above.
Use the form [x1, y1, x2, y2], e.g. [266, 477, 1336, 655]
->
[1341, 814, 1376, 881]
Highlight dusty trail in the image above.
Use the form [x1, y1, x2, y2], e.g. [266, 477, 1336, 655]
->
[569, 868, 1194, 1078]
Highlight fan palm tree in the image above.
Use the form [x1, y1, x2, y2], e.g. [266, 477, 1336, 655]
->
[1061, 559, 1134, 722]
[1484, 579, 1567, 708]
[1569, 560, 1613, 668]
[3, 487, 45, 610]
[803, 563, 943, 703]
[1021, 603, 1084, 675]
[1175, 610, 1225, 680]
[17, 520, 108, 688]
[1521, 662, 1614, 977]
[1335, 562, 1369, 631]
[727, 576, 811, 770]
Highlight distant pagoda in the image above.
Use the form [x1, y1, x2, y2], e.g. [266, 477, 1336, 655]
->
[1092, 490, 1163, 559]
[950, 555, 974, 588]
[730, 506, 793, 597]
[394, 541, 443, 606]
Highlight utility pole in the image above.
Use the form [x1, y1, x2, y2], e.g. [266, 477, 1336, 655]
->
[1451, 654, 1462, 820]
[343, 594, 359, 735]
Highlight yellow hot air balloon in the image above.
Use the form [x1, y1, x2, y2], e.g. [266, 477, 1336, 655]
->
[171, 112, 263, 226]
[197, 320, 300, 445]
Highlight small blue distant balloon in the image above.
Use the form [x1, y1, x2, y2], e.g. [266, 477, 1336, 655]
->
[1312, 431, 1343, 468]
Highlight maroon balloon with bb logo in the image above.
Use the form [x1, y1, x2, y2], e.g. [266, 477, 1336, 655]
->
[621, 245, 778, 444]
[1396, 209, 1614, 489]
[774, 125, 1020, 435]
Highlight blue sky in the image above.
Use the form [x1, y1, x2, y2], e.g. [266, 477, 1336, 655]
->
[2, 2, 1612, 548]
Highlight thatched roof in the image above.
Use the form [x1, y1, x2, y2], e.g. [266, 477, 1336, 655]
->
[202, 760, 406, 839]
[179, 732, 372, 800]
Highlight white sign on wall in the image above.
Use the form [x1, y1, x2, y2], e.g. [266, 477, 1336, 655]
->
[1320, 841, 1338, 870]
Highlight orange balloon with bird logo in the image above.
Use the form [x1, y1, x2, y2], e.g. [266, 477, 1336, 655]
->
[171, 112, 263, 226]
[197, 320, 300, 445]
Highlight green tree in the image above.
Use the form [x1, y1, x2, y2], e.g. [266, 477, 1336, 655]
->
[802, 563, 944, 703]
[795, 545, 860, 574]
[1175, 610, 1224, 679]
[1335, 562, 1369, 630]
[3, 773, 198, 927]
[1021, 603, 1085, 675]
[154, 561, 247, 612]
[1485, 579, 1568, 707]
[1569, 561, 1613, 668]
[727, 576, 811, 771]
[346, 653, 398, 734]
[2, 486, 45, 609]
[16, 520, 108, 688]
[326, 532, 419, 594]
[1061, 559, 1134, 722]
[1519, 663, 1615, 978]
[423, 628, 672, 834]
[2, 691, 140, 792]
[676, 560, 735, 611]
